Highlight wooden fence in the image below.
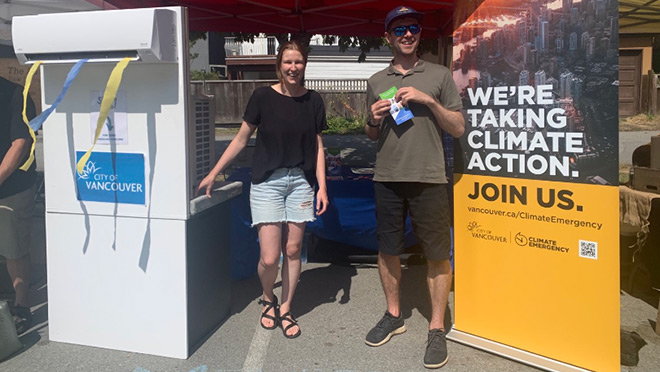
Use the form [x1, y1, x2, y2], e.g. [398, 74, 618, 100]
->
[305, 79, 367, 92]
[190, 79, 368, 124]
[649, 70, 659, 116]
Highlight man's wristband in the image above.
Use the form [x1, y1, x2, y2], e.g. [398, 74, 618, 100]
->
[366, 121, 380, 128]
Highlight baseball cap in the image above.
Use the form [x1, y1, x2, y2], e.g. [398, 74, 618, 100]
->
[384, 6, 424, 31]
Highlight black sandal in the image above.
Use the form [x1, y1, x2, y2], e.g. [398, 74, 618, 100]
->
[257, 295, 279, 330]
[279, 311, 301, 339]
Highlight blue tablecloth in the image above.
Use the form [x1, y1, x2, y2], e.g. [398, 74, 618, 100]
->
[227, 166, 417, 279]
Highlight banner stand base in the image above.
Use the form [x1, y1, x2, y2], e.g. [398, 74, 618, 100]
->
[447, 329, 592, 372]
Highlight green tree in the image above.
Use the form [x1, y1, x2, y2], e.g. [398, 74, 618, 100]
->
[226, 32, 437, 62]
[189, 31, 207, 62]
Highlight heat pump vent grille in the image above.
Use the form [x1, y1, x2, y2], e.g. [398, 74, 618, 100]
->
[193, 100, 213, 183]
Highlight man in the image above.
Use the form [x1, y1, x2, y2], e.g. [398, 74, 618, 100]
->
[364, 6, 464, 369]
[0, 76, 37, 334]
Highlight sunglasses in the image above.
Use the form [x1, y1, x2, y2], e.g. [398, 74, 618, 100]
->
[391, 24, 421, 36]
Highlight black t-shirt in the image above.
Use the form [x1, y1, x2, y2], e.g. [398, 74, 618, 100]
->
[243, 86, 327, 185]
[0, 77, 36, 199]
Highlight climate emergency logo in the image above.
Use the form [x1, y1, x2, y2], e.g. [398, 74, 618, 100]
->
[467, 221, 507, 243]
[514, 232, 569, 254]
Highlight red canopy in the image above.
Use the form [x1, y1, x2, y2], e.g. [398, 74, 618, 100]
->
[103, 0, 480, 38]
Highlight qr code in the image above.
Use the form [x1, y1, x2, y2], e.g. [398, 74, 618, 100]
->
[579, 240, 598, 259]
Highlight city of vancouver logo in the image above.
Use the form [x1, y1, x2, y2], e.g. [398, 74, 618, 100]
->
[78, 161, 143, 193]
[467, 221, 507, 243]
[77, 161, 100, 180]
[467, 221, 480, 231]
[75, 152, 145, 204]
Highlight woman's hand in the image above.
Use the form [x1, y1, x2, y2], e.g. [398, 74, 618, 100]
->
[196, 173, 218, 198]
[316, 187, 329, 215]
[195, 121, 257, 199]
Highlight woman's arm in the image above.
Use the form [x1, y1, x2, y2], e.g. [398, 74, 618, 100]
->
[197, 120, 257, 197]
[315, 134, 328, 215]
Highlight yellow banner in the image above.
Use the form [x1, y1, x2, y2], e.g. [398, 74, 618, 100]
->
[18, 61, 42, 171]
[76, 57, 131, 175]
[454, 174, 619, 371]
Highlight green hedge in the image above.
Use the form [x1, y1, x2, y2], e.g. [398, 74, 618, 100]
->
[323, 115, 366, 135]
[191, 70, 223, 80]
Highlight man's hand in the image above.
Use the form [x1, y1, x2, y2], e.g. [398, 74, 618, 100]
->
[395, 86, 465, 138]
[370, 99, 392, 125]
[395, 86, 431, 107]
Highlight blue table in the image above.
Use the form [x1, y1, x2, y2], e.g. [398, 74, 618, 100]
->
[226, 166, 417, 279]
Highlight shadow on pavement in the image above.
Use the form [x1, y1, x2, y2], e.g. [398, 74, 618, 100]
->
[1, 281, 48, 363]
[228, 263, 358, 321]
[294, 264, 357, 318]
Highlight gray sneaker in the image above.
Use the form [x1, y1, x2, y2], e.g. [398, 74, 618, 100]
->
[365, 311, 406, 347]
[424, 329, 448, 369]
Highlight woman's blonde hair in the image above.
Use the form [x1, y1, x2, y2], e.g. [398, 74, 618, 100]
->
[275, 40, 308, 84]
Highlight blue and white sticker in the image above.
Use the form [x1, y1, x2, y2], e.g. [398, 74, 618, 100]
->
[76, 152, 145, 205]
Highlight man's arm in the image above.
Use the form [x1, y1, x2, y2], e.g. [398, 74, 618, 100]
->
[395, 87, 465, 138]
[365, 99, 391, 140]
[365, 122, 380, 141]
[0, 138, 31, 186]
[364, 82, 391, 141]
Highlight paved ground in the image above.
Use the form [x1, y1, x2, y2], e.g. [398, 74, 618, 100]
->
[2, 261, 660, 372]
[1, 133, 659, 372]
[3, 260, 659, 372]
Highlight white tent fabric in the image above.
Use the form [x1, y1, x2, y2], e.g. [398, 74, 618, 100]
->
[0, 0, 110, 45]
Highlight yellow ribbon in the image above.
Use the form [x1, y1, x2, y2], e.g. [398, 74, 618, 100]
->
[76, 57, 131, 175]
[19, 61, 42, 171]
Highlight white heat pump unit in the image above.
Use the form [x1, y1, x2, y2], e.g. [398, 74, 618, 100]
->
[9, 7, 239, 359]
[12, 8, 177, 64]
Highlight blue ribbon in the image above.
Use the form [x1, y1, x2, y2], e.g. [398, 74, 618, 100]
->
[29, 59, 88, 132]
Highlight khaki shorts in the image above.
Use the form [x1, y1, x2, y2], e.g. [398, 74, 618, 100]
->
[0, 185, 35, 259]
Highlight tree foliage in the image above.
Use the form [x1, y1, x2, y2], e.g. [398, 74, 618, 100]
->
[229, 32, 388, 62]
[189, 31, 207, 61]
[224, 32, 438, 62]
[322, 35, 385, 62]
[190, 31, 439, 62]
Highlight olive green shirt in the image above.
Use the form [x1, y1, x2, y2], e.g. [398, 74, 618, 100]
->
[366, 60, 462, 184]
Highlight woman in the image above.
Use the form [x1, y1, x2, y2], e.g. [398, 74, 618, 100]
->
[198, 40, 328, 339]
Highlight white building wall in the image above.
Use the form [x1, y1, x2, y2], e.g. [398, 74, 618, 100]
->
[305, 61, 390, 80]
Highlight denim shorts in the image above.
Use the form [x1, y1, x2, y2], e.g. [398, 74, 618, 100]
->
[250, 167, 315, 227]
